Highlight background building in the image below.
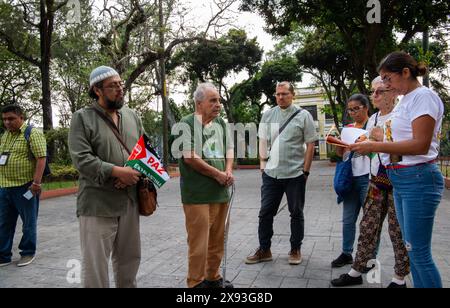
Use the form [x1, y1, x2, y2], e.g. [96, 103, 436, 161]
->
[293, 87, 336, 160]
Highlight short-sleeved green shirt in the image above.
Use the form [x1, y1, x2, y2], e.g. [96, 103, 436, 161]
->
[258, 104, 318, 179]
[173, 114, 233, 204]
[0, 123, 47, 188]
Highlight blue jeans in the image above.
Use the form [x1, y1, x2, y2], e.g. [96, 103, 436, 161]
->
[0, 182, 40, 262]
[342, 174, 369, 255]
[388, 163, 444, 288]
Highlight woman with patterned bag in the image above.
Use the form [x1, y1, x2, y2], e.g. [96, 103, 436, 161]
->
[332, 77, 410, 288]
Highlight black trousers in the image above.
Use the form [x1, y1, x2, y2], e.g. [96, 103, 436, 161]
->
[258, 172, 306, 251]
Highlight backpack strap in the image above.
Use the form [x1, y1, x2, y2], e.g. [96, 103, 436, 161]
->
[24, 125, 35, 160]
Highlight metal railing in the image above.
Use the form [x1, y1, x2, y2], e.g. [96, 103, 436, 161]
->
[440, 157, 450, 178]
[439, 157, 450, 190]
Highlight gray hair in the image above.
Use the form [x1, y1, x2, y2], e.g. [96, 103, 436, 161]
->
[276, 81, 295, 94]
[371, 76, 382, 86]
[194, 83, 217, 103]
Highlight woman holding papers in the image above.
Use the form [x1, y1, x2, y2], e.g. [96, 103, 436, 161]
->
[350, 52, 445, 288]
[332, 77, 410, 288]
[331, 94, 371, 268]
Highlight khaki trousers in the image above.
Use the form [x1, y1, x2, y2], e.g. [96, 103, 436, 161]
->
[79, 200, 141, 288]
[183, 203, 229, 288]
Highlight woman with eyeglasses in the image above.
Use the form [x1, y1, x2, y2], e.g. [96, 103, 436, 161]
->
[350, 51, 445, 288]
[331, 94, 371, 269]
[332, 77, 411, 288]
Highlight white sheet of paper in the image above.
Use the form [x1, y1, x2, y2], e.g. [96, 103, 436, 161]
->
[0, 155, 8, 166]
[23, 190, 34, 200]
[341, 127, 369, 145]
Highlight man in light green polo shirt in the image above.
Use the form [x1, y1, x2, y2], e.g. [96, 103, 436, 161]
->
[246, 82, 318, 266]
[0, 105, 47, 268]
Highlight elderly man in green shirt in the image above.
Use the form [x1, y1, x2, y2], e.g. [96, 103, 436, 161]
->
[0, 105, 47, 268]
[69, 66, 144, 288]
[246, 82, 318, 266]
[172, 83, 234, 288]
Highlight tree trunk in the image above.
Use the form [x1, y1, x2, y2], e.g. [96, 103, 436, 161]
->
[40, 0, 54, 132]
[40, 0, 55, 161]
[222, 100, 235, 124]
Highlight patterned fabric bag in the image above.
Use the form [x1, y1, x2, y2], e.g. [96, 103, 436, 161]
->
[372, 155, 393, 191]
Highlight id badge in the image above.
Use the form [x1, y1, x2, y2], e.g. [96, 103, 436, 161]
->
[0, 152, 10, 166]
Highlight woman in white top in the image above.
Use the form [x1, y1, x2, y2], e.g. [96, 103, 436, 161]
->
[351, 52, 445, 288]
[332, 77, 410, 288]
[331, 94, 370, 269]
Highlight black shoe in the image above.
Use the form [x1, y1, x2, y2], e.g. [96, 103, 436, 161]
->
[331, 274, 363, 287]
[387, 282, 407, 289]
[193, 280, 209, 288]
[361, 265, 375, 274]
[331, 253, 353, 268]
[205, 278, 234, 288]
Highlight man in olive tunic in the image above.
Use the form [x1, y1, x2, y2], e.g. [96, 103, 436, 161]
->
[172, 83, 234, 288]
[69, 66, 144, 288]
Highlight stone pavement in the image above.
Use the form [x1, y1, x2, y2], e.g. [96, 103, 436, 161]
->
[1, 161, 449, 288]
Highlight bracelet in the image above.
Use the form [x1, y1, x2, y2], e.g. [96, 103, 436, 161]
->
[32, 182, 42, 187]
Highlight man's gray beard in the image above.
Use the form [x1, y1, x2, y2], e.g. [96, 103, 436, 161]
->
[105, 97, 124, 110]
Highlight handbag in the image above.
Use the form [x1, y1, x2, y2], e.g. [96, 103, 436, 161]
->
[137, 178, 158, 216]
[334, 151, 355, 204]
[92, 108, 158, 216]
[372, 155, 393, 191]
[370, 112, 393, 191]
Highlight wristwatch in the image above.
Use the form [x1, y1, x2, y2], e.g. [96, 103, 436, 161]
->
[303, 171, 310, 177]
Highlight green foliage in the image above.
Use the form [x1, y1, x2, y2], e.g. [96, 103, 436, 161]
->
[52, 19, 106, 126]
[170, 99, 194, 122]
[142, 109, 163, 147]
[441, 138, 450, 157]
[229, 55, 303, 123]
[241, 0, 449, 93]
[45, 128, 71, 165]
[46, 164, 79, 182]
[320, 104, 344, 122]
[295, 28, 351, 78]
[42, 181, 78, 191]
[257, 56, 302, 105]
[405, 39, 448, 72]
[169, 29, 263, 123]
[170, 29, 263, 83]
[328, 151, 342, 163]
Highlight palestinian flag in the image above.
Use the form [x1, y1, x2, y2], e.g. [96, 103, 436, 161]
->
[126, 135, 170, 188]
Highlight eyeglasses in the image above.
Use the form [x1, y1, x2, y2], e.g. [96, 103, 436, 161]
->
[102, 82, 125, 91]
[347, 105, 365, 114]
[371, 89, 391, 96]
[381, 73, 400, 84]
[274, 92, 291, 98]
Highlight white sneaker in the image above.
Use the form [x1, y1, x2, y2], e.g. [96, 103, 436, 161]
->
[0, 261, 12, 268]
[17, 255, 36, 267]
